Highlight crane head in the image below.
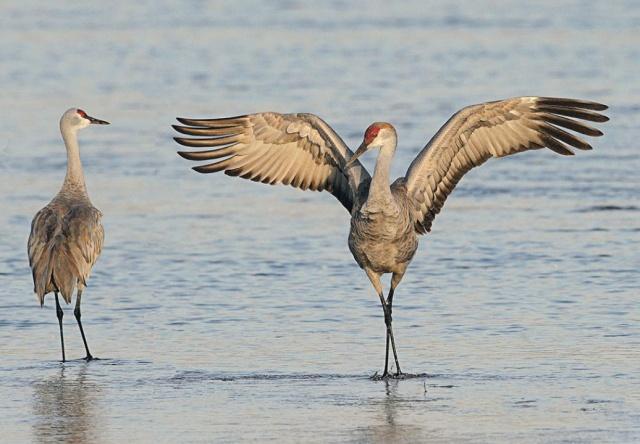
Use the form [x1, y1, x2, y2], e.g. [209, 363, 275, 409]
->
[346, 122, 396, 167]
[60, 108, 110, 131]
[76, 109, 110, 125]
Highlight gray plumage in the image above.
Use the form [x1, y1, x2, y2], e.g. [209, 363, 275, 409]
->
[28, 200, 103, 305]
[28, 107, 109, 361]
[174, 96, 608, 378]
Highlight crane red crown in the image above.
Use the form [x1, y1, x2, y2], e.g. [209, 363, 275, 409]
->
[364, 124, 381, 145]
[365, 122, 394, 145]
[77, 109, 88, 118]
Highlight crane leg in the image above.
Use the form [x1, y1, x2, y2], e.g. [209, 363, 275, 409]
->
[74, 290, 93, 361]
[54, 292, 66, 362]
[377, 291, 400, 378]
[384, 316, 391, 376]
[365, 269, 402, 378]
[387, 272, 404, 377]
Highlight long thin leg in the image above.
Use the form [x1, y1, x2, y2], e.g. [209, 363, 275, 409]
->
[386, 286, 394, 371]
[55, 292, 66, 362]
[387, 272, 404, 376]
[377, 291, 397, 377]
[384, 320, 390, 376]
[74, 290, 93, 361]
[381, 292, 401, 377]
[365, 269, 402, 378]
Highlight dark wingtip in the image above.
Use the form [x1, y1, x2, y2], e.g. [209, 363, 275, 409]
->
[582, 102, 608, 111]
[174, 137, 194, 147]
[176, 117, 193, 125]
[192, 165, 210, 174]
[537, 97, 609, 111]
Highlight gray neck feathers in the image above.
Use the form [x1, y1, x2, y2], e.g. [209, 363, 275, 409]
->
[364, 139, 397, 212]
[60, 125, 87, 196]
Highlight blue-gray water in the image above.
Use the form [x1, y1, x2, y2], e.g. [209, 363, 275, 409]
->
[1, 1, 638, 442]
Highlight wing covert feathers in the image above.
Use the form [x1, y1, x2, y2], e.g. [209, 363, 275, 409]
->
[174, 112, 371, 212]
[404, 97, 608, 234]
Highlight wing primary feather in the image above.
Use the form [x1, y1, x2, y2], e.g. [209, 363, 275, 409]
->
[172, 125, 245, 136]
[539, 134, 575, 156]
[173, 135, 241, 147]
[192, 157, 237, 174]
[536, 97, 608, 111]
[537, 123, 592, 150]
[531, 113, 603, 136]
[177, 144, 239, 160]
[176, 116, 249, 127]
[535, 105, 609, 122]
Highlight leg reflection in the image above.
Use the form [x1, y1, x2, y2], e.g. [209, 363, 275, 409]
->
[32, 365, 102, 443]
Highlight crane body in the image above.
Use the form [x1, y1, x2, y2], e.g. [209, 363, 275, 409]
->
[174, 97, 608, 378]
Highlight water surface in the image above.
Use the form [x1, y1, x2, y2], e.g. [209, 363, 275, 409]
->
[0, 1, 638, 442]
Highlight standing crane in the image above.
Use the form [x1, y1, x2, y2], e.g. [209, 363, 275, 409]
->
[173, 97, 608, 378]
[28, 108, 109, 362]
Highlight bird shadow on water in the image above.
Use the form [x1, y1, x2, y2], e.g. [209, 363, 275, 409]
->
[31, 364, 103, 444]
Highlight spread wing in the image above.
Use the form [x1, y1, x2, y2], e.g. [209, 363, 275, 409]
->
[404, 97, 608, 234]
[174, 112, 371, 213]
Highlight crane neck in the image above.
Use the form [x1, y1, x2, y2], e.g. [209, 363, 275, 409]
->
[60, 123, 88, 196]
[365, 139, 396, 209]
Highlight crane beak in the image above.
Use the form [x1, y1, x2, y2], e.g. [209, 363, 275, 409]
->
[87, 115, 110, 125]
[346, 141, 368, 168]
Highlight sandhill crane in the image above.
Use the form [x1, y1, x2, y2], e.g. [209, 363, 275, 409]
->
[173, 97, 608, 378]
[28, 108, 109, 362]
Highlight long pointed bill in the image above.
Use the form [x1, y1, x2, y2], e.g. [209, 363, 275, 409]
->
[346, 141, 368, 168]
[87, 115, 110, 125]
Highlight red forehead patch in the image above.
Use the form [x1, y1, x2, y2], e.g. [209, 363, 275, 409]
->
[77, 109, 87, 118]
[364, 124, 380, 145]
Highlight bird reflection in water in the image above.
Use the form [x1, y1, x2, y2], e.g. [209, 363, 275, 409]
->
[353, 380, 426, 443]
[32, 365, 102, 444]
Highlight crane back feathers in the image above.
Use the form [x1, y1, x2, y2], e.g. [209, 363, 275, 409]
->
[28, 203, 104, 305]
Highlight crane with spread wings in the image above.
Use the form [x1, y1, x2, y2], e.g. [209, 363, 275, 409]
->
[174, 97, 608, 378]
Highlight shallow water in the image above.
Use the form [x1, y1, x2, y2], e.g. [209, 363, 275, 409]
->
[1, 1, 639, 442]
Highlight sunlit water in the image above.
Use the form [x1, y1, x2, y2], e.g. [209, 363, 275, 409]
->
[1, 1, 638, 442]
